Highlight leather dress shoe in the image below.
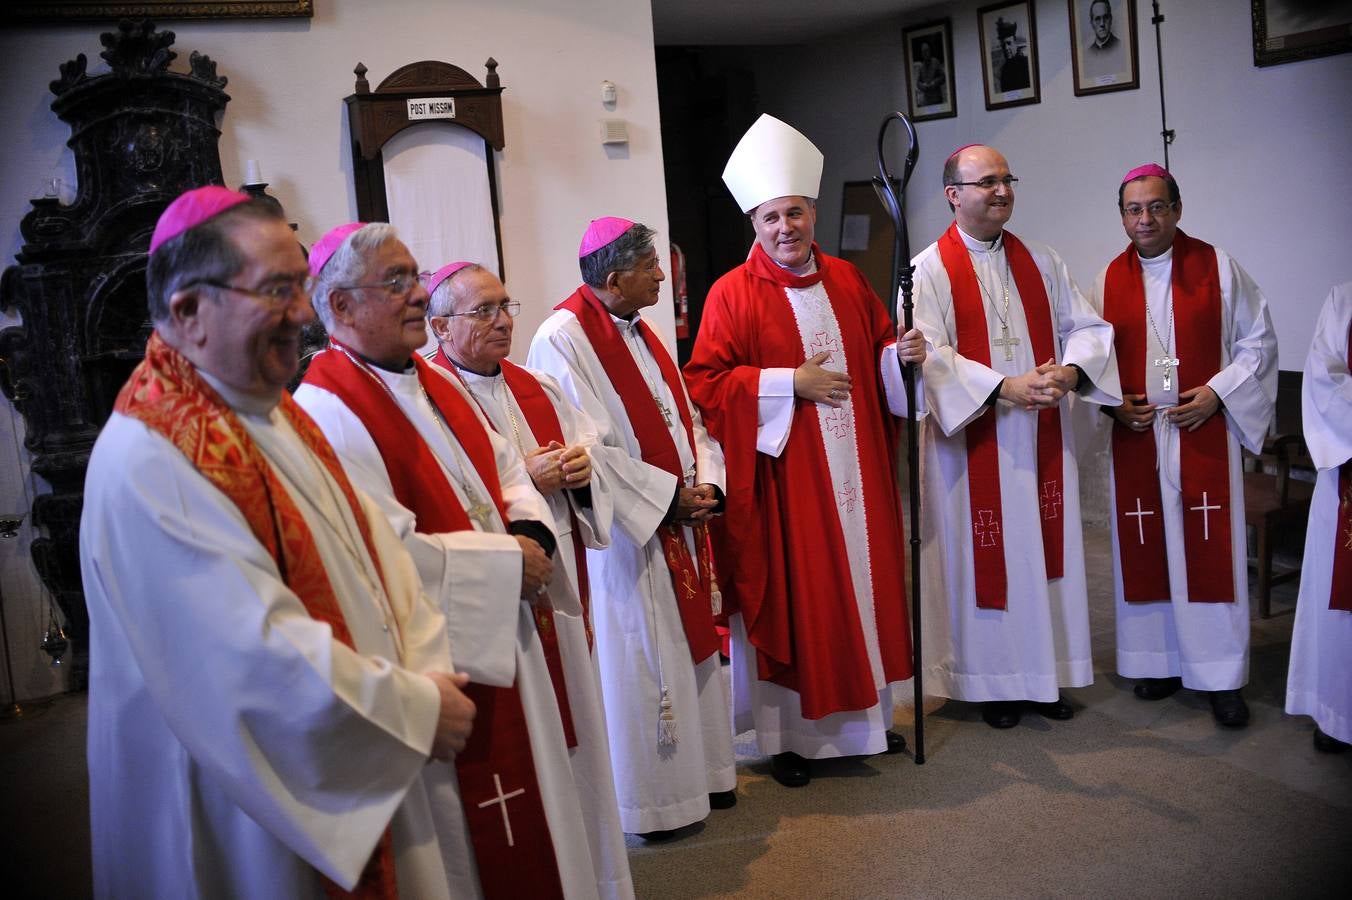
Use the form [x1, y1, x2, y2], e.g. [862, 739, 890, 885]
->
[636, 828, 678, 842]
[1133, 676, 1183, 701]
[1313, 726, 1349, 754]
[884, 730, 907, 754]
[982, 701, 1022, 729]
[708, 789, 738, 809]
[1208, 689, 1250, 728]
[1026, 696, 1074, 720]
[770, 751, 811, 787]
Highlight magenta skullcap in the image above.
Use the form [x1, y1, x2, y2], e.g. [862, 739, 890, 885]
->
[427, 261, 476, 298]
[579, 217, 635, 258]
[149, 186, 251, 254]
[1121, 163, 1173, 185]
[309, 222, 366, 277]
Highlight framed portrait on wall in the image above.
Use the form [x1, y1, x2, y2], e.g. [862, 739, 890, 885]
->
[1069, 0, 1140, 95]
[978, 1, 1040, 110]
[1251, 0, 1352, 67]
[903, 19, 957, 122]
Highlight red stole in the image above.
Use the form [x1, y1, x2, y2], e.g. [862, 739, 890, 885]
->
[937, 223, 1065, 609]
[1102, 231, 1234, 603]
[1332, 319, 1352, 610]
[556, 286, 720, 663]
[302, 345, 565, 900]
[118, 333, 399, 900]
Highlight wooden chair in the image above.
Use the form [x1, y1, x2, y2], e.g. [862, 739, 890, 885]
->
[1244, 433, 1314, 618]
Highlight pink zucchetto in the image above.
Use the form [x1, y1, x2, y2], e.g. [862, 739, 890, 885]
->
[148, 186, 251, 254]
[308, 222, 366, 277]
[579, 217, 636, 258]
[427, 261, 475, 297]
[1121, 163, 1172, 185]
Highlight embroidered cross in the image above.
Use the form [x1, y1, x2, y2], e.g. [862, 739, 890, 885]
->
[1040, 481, 1062, 520]
[837, 480, 859, 514]
[992, 323, 1021, 362]
[465, 498, 496, 531]
[808, 330, 840, 358]
[682, 567, 698, 601]
[821, 406, 850, 440]
[477, 773, 527, 847]
[974, 509, 1000, 548]
[1190, 491, 1222, 541]
[1125, 497, 1155, 545]
[1154, 355, 1181, 392]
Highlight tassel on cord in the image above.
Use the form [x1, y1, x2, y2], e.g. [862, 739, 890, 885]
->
[657, 685, 678, 746]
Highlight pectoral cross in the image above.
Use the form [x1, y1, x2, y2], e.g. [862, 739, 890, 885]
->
[992, 324, 1021, 362]
[465, 496, 496, 531]
[654, 394, 673, 426]
[1154, 355, 1180, 392]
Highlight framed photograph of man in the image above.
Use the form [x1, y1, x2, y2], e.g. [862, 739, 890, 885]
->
[1070, 0, 1140, 95]
[978, 1, 1040, 110]
[903, 19, 957, 121]
[1251, 0, 1352, 67]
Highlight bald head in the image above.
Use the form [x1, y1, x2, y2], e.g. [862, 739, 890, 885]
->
[943, 145, 1016, 240]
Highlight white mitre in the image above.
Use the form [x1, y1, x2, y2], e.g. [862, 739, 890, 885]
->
[722, 114, 824, 213]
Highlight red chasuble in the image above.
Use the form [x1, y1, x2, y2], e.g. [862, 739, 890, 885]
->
[936, 224, 1065, 610]
[119, 333, 398, 900]
[684, 243, 913, 720]
[1332, 319, 1352, 611]
[1102, 230, 1234, 603]
[303, 345, 565, 900]
[555, 286, 721, 664]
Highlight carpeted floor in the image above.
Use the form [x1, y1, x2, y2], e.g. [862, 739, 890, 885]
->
[4, 521, 1350, 899]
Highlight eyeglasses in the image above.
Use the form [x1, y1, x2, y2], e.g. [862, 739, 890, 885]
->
[443, 301, 522, 322]
[950, 176, 1019, 190]
[1121, 201, 1176, 219]
[190, 276, 314, 305]
[620, 256, 663, 274]
[335, 271, 426, 296]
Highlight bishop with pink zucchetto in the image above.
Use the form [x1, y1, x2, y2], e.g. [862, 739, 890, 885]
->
[1094, 162, 1277, 728]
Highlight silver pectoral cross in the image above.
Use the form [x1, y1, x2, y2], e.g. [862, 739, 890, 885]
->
[655, 395, 673, 426]
[992, 324, 1021, 362]
[1154, 355, 1180, 392]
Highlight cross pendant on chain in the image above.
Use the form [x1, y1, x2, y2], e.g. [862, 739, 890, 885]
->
[1154, 355, 1180, 392]
[992, 323, 1021, 362]
[466, 498, 496, 531]
[655, 395, 673, 427]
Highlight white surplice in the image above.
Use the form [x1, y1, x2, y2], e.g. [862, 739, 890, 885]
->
[1092, 246, 1277, 691]
[913, 227, 1121, 702]
[528, 310, 736, 834]
[295, 363, 600, 900]
[457, 364, 634, 900]
[81, 382, 456, 899]
[1286, 282, 1352, 742]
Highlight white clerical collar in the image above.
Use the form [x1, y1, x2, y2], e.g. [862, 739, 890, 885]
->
[198, 369, 279, 418]
[1138, 245, 1174, 269]
[610, 311, 641, 332]
[957, 225, 1003, 253]
[770, 250, 818, 278]
[456, 364, 503, 387]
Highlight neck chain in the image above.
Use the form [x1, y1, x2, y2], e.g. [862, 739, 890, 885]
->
[1143, 294, 1174, 357]
[974, 248, 1012, 328]
[623, 320, 675, 427]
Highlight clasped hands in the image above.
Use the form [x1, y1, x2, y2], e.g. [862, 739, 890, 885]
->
[793, 327, 927, 408]
[676, 483, 719, 526]
[1111, 385, 1220, 432]
[525, 440, 592, 494]
[1000, 358, 1080, 410]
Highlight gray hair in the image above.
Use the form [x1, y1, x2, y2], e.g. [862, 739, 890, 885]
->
[428, 263, 488, 318]
[308, 222, 399, 330]
[144, 198, 284, 323]
[579, 223, 657, 290]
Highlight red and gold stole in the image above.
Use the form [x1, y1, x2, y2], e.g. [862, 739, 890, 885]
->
[1102, 230, 1233, 603]
[1331, 318, 1352, 611]
[556, 285, 721, 663]
[117, 332, 398, 900]
[303, 344, 565, 900]
[937, 223, 1065, 609]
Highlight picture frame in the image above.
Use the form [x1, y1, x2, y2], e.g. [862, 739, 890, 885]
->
[0, 1, 312, 23]
[903, 19, 957, 122]
[978, 1, 1040, 110]
[1251, 0, 1352, 68]
[1069, 0, 1140, 95]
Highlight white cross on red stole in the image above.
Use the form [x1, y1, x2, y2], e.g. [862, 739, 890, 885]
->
[974, 508, 1000, 548]
[1040, 481, 1062, 519]
[1189, 491, 1222, 540]
[1125, 497, 1155, 545]
[477, 772, 527, 847]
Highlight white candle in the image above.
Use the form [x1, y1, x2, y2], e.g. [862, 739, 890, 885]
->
[244, 159, 262, 185]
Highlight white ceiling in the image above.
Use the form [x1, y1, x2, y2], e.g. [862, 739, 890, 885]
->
[651, 0, 937, 46]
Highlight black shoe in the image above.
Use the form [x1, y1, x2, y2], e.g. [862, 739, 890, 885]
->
[708, 789, 738, 809]
[1133, 676, 1183, 701]
[982, 701, 1022, 729]
[884, 730, 907, 754]
[1026, 696, 1074, 720]
[770, 751, 811, 787]
[1313, 727, 1349, 754]
[1208, 689, 1250, 728]
[636, 828, 678, 842]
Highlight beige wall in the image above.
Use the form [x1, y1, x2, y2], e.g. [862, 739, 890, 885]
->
[0, 0, 673, 700]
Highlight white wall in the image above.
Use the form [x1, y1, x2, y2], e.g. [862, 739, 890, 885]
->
[0, 0, 673, 700]
[747, 0, 1352, 369]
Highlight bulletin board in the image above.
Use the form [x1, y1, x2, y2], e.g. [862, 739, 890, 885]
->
[837, 179, 899, 318]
